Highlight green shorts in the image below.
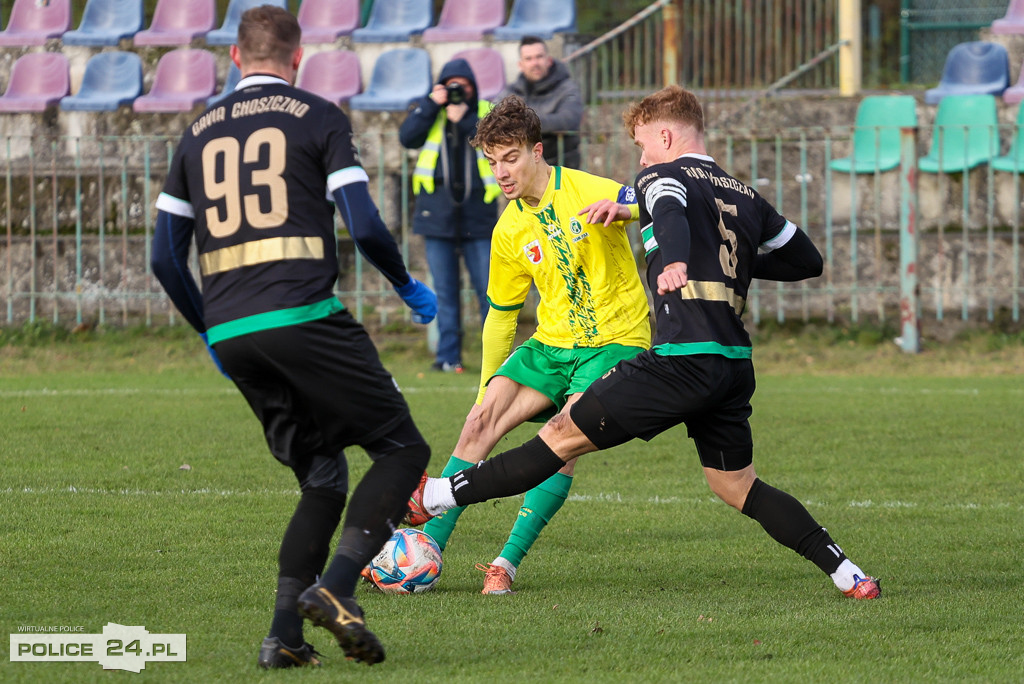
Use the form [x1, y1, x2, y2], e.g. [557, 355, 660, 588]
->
[492, 338, 646, 422]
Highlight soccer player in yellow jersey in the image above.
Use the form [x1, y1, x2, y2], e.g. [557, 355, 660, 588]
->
[419, 95, 651, 594]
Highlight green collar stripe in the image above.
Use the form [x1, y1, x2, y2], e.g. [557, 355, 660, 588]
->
[206, 298, 344, 344]
[554, 166, 561, 189]
[486, 295, 524, 312]
[652, 341, 752, 359]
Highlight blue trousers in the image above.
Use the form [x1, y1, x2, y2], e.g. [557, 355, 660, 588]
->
[423, 236, 490, 366]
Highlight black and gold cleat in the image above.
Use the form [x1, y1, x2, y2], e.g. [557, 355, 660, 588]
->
[256, 636, 322, 669]
[297, 584, 385, 665]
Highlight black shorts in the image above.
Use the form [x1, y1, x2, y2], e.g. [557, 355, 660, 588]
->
[214, 310, 412, 473]
[570, 351, 755, 471]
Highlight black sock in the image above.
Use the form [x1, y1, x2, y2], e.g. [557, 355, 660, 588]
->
[320, 443, 430, 597]
[269, 577, 308, 647]
[452, 436, 566, 507]
[270, 489, 346, 644]
[741, 478, 847, 575]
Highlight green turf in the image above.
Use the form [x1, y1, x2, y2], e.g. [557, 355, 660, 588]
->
[2, 330, 1022, 682]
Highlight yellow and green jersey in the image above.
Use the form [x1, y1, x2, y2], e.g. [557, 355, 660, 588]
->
[487, 166, 651, 350]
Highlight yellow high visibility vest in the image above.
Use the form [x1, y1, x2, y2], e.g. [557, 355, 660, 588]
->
[412, 100, 501, 204]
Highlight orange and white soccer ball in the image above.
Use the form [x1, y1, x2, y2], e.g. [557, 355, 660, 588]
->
[368, 528, 442, 594]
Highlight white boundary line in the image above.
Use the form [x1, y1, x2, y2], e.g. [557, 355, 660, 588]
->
[0, 386, 475, 398]
[1, 486, 1018, 511]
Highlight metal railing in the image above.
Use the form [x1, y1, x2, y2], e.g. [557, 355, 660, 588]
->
[4, 124, 1024, 331]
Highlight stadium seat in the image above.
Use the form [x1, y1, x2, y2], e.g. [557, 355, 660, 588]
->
[924, 41, 1010, 105]
[206, 0, 288, 46]
[351, 0, 432, 43]
[298, 0, 360, 43]
[829, 95, 918, 174]
[207, 62, 241, 107]
[59, 51, 142, 111]
[0, 52, 70, 112]
[991, 0, 1024, 34]
[493, 0, 576, 41]
[1003, 62, 1024, 104]
[422, 0, 505, 42]
[133, 49, 217, 113]
[918, 94, 1000, 173]
[133, 0, 216, 46]
[0, 0, 71, 46]
[350, 48, 431, 111]
[62, 0, 143, 46]
[991, 103, 1024, 172]
[452, 47, 506, 101]
[296, 50, 361, 105]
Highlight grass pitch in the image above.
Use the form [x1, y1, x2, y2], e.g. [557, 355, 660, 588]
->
[2, 327, 1022, 682]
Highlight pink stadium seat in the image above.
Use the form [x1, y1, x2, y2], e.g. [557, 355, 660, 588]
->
[0, 52, 69, 112]
[296, 50, 362, 105]
[452, 47, 506, 101]
[992, 0, 1024, 34]
[133, 0, 216, 47]
[0, 0, 71, 46]
[298, 0, 360, 43]
[133, 48, 217, 113]
[422, 0, 505, 42]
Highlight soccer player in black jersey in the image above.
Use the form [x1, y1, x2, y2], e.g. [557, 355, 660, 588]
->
[151, 6, 438, 669]
[409, 85, 881, 600]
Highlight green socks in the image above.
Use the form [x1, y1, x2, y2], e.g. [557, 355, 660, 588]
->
[498, 471, 573, 568]
[422, 455, 475, 551]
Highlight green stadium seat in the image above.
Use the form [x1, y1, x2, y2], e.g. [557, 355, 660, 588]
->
[918, 94, 1000, 173]
[829, 95, 918, 174]
[991, 103, 1024, 172]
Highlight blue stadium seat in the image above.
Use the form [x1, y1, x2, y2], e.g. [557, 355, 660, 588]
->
[205, 0, 288, 46]
[351, 0, 432, 43]
[208, 63, 242, 107]
[63, 0, 143, 46]
[918, 94, 1000, 173]
[493, 0, 575, 41]
[350, 48, 431, 111]
[829, 95, 918, 174]
[59, 51, 143, 111]
[924, 41, 1010, 105]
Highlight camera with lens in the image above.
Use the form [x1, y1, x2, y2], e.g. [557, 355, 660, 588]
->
[445, 82, 467, 105]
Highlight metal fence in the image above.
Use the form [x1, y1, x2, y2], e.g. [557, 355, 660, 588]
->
[3, 123, 1024, 332]
[568, 0, 843, 115]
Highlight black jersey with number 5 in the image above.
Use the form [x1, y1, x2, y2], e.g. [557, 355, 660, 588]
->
[157, 76, 364, 330]
[635, 153, 798, 358]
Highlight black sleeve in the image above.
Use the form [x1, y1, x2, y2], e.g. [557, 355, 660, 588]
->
[752, 227, 823, 282]
[151, 210, 206, 333]
[332, 182, 411, 288]
[640, 170, 691, 265]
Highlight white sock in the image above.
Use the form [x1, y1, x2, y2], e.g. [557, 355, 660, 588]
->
[423, 476, 456, 516]
[830, 558, 866, 592]
[491, 556, 517, 581]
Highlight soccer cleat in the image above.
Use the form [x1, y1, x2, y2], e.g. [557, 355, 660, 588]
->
[842, 575, 881, 600]
[296, 584, 385, 665]
[432, 361, 464, 374]
[256, 636, 321, 669]
[404, 471, 434, 526]
[476, 562, 515, 595]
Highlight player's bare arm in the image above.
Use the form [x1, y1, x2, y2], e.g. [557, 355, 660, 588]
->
[578, 199, 630, 227]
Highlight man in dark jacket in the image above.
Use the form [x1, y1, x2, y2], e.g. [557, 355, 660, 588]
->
[400, 58, 500, 373]
[501, 36, 584, 169]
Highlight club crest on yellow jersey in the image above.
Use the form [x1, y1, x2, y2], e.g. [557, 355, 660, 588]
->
[524, 239, 543, 264]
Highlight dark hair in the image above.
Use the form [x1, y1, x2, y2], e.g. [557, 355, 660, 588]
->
[519, 35, 546, 50]
[471, 95, 543, 151]
[622, 85, 705, 138]
[237, 5, 301, 65]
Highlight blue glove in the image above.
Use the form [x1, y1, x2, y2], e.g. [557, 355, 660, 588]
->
[394, 277, 438, 324]
[199, 332, 230, 379]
